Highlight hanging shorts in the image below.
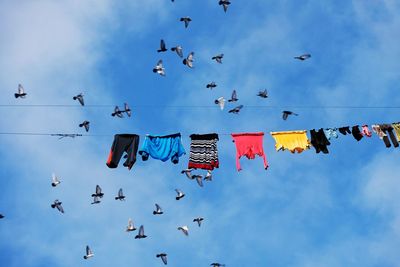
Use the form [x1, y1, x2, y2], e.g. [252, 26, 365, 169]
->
[106, 134, 140, 170]
[139, 133, 186, 164]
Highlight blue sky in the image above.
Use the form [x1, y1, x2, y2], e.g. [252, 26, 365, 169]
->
[1, 0, 400, 266]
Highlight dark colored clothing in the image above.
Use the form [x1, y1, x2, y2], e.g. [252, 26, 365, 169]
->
[338, 126, 351, 135]
[351, 125, 363, 141]
[310, 128, 330, 154]
[379, 124, 399, 148]
[107, 134, 140, 170]
[188, 133, 219, 170]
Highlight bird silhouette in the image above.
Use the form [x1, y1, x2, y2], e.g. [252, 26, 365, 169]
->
[228, 105, 243, 114]
[294, 54, 311, 60]
[157, 253, 168, 265]
[83, 245, 94, 259]
[180, 17, 192, 28]
[228, 90, 238, 102]
[212, 53, 224, 63]
[14, 84, 27, 98]
[157, 39, 168, 52]
[181, 169, 193, 179]
[193, 217, 204, 227]
[282, 110, 298, 120]
[178, 225, 189, 236]
[183, 52, 194, 68]
[0, 214, 4, 219]
[171, 45, 183, 58]
[115, 188, 125, 201]
[126, 218, 137, 232]
[51, 199, 64, 213]
[219, 0, 231, 12]
[92, 185, 104, 198]
[214, 97, 226, 110]
[135, 225, 147, 239]
[211, 263, 225, 267]
[175, 189, 185, 200]
[51, 173, 61, 187]
[207, 82, 217, 89]
[73, 93, 84, 106]
[257, 89, 268, 98]
[153, 60, 166, 76]
[153, 203, 163, 215]
[112, 106, 124, 118]
[79, 120, 90, 132]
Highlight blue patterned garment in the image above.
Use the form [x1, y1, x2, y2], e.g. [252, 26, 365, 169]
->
[324, 128, 338, 140]
[139, 133, 186, 164]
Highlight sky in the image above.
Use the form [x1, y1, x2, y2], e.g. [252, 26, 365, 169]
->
[1, 0, 400, 266]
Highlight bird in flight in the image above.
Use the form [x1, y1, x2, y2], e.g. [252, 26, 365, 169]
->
[92, 185, 104, 198]
[83, 245, 94, 259]
[178, 225, 189, 236]
[0, 214, 4, 219]
[211, 263, 225, 267]
[282, 110, 299, 120]
[207, 82, 217, 89]
[51, 199, 64, 214]
[115, 188, 125, 201]
[294, 53, 311, 61]
[157, 39, 168, 52]
[153, 203, 163, 215]
[181, 169, 193, 179]
[228, 105, 243, 114]
[51, 173, 61, 187]
[228, 90, 238, 102]
[214, 97, 226, 110]
[73, 93, 84, 106]
[79, 120, 90, 132]
[212, 53, 224, 63]
[14, 84, 27, 98]
[135, 225, 147, 239]
[126, 218, 137, 232]
[112, 103, 131, 118]
[192, 174, 204, 187]
[257, 89, 268, 98]
[193, 217, 204, 227]
[219, 0, 231, 12]
[153, 60, 166, 76]
[175, 189, 185, 200]
[171, 45, 183, 58]
[183, 52, 195, 68]
[180, 16, 192, 28]
[157, 253, 168, 265]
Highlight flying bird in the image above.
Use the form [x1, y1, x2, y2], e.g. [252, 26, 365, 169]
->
[112, 106, 124, 118]
[257, 89, 268, 98]
[228, 90, 238, 102]
[51, 199, 64, 213]
[73, 93, 84, 106]
[183, 52, 194, 68]
[157, 39, 168, 52]
[228, 105, 243, 114]
[171, 45, 183, 58]
[193, 217, 204, 227]
[91, 196, 101, 204]
[282, 110, 298, 120]
[157, 253, 168, 265]
[192, 174, 204, 187]
[211, 263, 225, 267]
[180, 16, 192, 28]
[181, 169, 193, 179]
[214, 97, 226, 110]
[0, 214, 4, 219]
[294, 53, 311, 60]
[178, 225, 189, 236]
[175, 189, 185, 200]
[204, 170, 213, 181]
[212, 53, 224, 63]
[115, 188, 125, 201]
[126, 218, 137, 232]
[153, 203, 163, 215]
[51, 173, 61, 187]
[14, 84, 27, 98]
[219, 0, 231, 12]
[79, 120, 90, 132]
[153, 60, 166, 76]
[83, 245, 94, 259]
[92, 185, 104, 198]
[207, 82, 217, 89]
[135, 225, 147, 239]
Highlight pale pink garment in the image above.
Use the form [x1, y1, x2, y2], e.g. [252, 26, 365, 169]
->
[231, 132, 268, 171]
[361, 125, 372, 137]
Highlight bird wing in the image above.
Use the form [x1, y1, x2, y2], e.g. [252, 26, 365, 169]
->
[18, 84, 24, 94]
[124, 103, 131, 117]
[78, 95, 84, 106]
[176, 46, 183, 57]
[128, 218, 133, 227]
[188, 52, 194, 61]
[282, 112, 288, 120]
[118, 188, 123, 197]
[157, 60, 163, 68]
[195, 176, 204, 187]
[57, 203, 64, 213]
[161, 255, 167, 264]
[160, 39, 166, 50]
[231, 90, 237, 100]
[139, 225, 144, 235]
[86, 245, 91, 255]
[96, 185, 102, 194]
[155, 203, 162, 212]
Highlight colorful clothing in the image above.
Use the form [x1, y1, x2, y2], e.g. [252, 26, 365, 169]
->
[392, 123, 400, 140]
[324, 128, 338, 140]
[106, 134, 140, 170]
[231, 132, 268, 171]
[270, 130, 310, 153]
[139, 133, 186, 163]
[361, 125, 372, 137]
[188, 133, 219, 170]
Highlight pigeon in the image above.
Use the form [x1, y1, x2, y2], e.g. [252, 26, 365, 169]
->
[192, 174, 204, 187]
[153, 60, 166, 76]
[83, 245, 94, 259]
[91, 196, 101, 204]
[157, 39, 168, 52]
[0, 214, 4, 219]
[181, 169, 193, 179]
[214, 97, 226, 110]
[180, 16, 192, 28]
[175, 189, 185, 200]
[171, 45, 183, 58]
[51, 199, 64, 213]
[73, 93, 84, 106]
[294, 53, 311, 61]
[157, 253, 168, 265]
[228, 90, 238, 102]
[177, 225, 189, 236]
[219, 0, 231, 12]
[135, 225, 147, 239]
[212, 54, 224, 63]
[204, 170, 212, 181]
[193, 217, 204, 227]
[124, 103, 132, 117]
[183, 52, 194, 68]
[115, 188, 125, 201]
[51, 173, 61, 187]
[206, 82, 217, 89]
[228, 105, 243, 114]
[153, 203, 163, 215]
[126, 218, 137, 232]
[79, 120, 90, 132]
[92, 185, 104, 198]
[112, 106, 124, 118]
[257, 89, 268, 98]
[14, 84, 27, 98]
[282, 110, 298, 120]
[211, 263, 225, 267]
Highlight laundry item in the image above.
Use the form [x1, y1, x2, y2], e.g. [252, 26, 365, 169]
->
[270, 130, 310, 153]
[188, 133, 219, 170]
[139, 133, 186, 164]
[106, 134, 140, 170]
[231, 132, 268, 171]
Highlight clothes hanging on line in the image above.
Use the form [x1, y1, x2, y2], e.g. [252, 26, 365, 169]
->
[231, 132, 268, 171]
[139, 133, 186, 163]
[188, 133, 219, 170]
[351, 125, 363, 141]
[338, 126, 351, 135]
[324, 128, 338, 140]
[392, 123, 400, 140]
[270, 130, 310, 153]
[310, 128, 330, 154]
[106, 134, 140, 170]
[361, 125, 372, 137]
[379, 124, 399, 148]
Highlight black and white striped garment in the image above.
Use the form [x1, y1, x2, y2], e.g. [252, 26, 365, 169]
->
[188, 133, 219, 170]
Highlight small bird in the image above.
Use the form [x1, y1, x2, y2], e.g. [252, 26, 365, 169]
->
[282, 110, 299, 120]
[193, 217, 204, 227]
[257, 89, 268, 98]
[92, 185, 104, 198]
[153, 203, 163, 215]
[157, 39, 168, 52]
[83, 245, 94, 259]
[153, 60, 166, 76]
[175, 189, 185, 200]
[73, 93, 84, 106]
[228, 90, 238, 102]
[112, 106, 124, 118]
[115, 188, 125, 201]
[171, 45, 183, 58]
[157, 253, 168, 265]
[183, 52, 194, 68]
[204, 170, 212, 181]
[178, 225, 189, 236]
[192, 174, 204, 187]
[135, 225, 147, 239]
[79, 120, 90, 132]
[294, 53, 311, 61]
[211, 263, 225, 267]
[214, 97, 226, 110]
[51, 199, 64, 213]
[207, 82, 217, 89]
[219, 0, 231, 12]
[126, 218, 137, 232]
[180, 16, 192, 28]
[181, 169, 193, 179]
[14, 84, 27, 98]
[0, 214, 4, 219]
[212, 54, 224, 63]
[91, 196, 101, 205]
[51, 173, 61, 187]
[228, 105, 243, 114]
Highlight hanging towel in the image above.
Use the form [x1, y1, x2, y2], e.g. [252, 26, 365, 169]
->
[270, 130, 311, 153]
[188, 133, 219, 170]
[231, 132, 268, 171]
[139, 133, 186, 163]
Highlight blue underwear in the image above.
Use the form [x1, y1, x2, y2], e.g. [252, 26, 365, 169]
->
[139, 133, 186, 164]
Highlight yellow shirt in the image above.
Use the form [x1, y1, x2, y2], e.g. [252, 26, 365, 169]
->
[270, 130, 311, 153]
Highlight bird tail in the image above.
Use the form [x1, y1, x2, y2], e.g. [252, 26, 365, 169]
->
[14, 94, 19, 98]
